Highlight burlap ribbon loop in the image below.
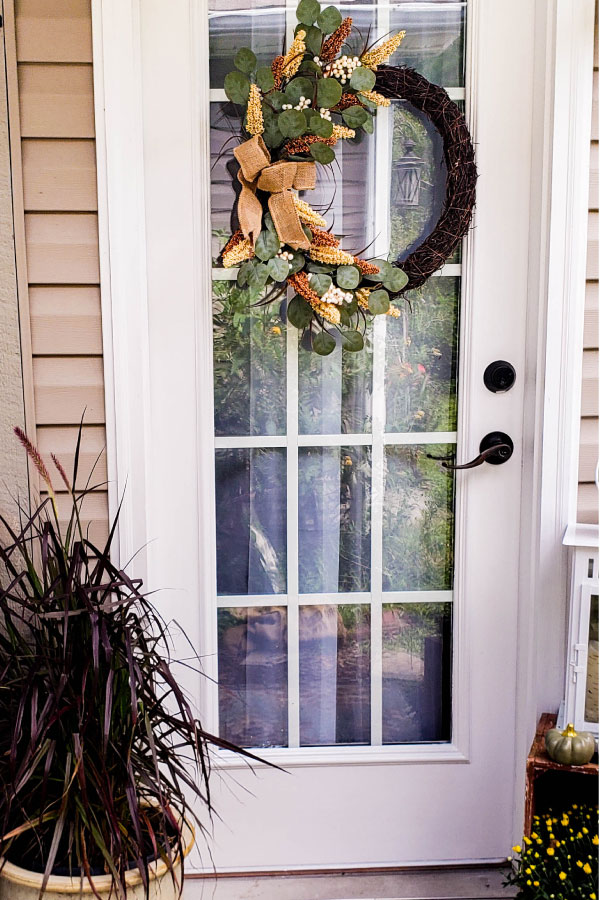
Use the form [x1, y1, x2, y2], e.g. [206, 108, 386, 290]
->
[233, 135, 316, 252]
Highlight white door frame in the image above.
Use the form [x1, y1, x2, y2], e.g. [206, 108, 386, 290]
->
[91, 0, 596, 853]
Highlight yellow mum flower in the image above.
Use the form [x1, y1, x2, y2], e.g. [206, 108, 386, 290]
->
[583, 863, 592, 874]
[559, 872, 567, 881]
[512, 845, 521, 854]
[547, 847, 555, 856]
[524, 836, 532, 845]
[593, 835, 599, 845]
[531, 832, 538, 839]
[590, 893, 596, 899]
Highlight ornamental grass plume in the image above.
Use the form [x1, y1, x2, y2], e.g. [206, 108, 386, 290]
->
[320, 16, 353, 62]
[505, 803, 599, 900]
[359, 89, 391, 107]
[282, 29, 306, 78]
[361, 30, 406, 70]
[245, 84, 264, 135]
[222, 230, 254, 267]
[13, 425, 58, 521]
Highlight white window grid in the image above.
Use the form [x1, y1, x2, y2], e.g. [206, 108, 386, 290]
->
[209, 0, 465, 749]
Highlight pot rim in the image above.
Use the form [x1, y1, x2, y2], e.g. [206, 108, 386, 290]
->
[0, 817, 195, 894]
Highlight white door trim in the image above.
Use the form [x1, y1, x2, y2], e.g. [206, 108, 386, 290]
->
[92, 0, 596, 848]
[91, 0, 153, 583]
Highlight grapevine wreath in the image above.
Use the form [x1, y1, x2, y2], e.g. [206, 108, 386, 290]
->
[220, 0, 477, 355]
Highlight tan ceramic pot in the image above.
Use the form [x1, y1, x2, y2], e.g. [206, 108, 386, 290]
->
[0, 818, 194, 900]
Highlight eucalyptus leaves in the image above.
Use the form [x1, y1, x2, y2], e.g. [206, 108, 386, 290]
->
[221, 0, 407, 355]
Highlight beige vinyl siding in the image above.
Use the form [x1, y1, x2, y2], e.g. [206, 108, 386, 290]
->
[14, 0, 108, 545]
[577, 20, 599, 525]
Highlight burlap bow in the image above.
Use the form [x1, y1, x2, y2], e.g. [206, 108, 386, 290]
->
[233, 135, 316, 251]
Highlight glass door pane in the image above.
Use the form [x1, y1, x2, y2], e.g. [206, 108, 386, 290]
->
[209, 0, 466, 750]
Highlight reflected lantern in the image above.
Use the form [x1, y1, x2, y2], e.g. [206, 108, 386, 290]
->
[393, 139, 424, 207]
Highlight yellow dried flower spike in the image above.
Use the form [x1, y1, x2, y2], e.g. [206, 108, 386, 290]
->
[355, 287, 370, 310]
[332, 124, 356, 140]
[361, 31, 406, 70]
[222, 230, 254, 267]
[245, 84, 264, 135]
[356, 286, 400, 317]
[293, 196, 327, 228]
[359, 90, 391, 107]
[309, 244, 356, 266]
[312, 300, 341, 326]
[282, 30, 306, 78]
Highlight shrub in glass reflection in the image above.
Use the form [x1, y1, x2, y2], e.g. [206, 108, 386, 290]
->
[382, 603, 451, 743]
[383, 446, 454, 592]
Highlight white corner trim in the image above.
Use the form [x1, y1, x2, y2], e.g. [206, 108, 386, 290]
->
[543, 0, 597, 533]
[91, 0, 152, 579]
[512, 0, 596, 846]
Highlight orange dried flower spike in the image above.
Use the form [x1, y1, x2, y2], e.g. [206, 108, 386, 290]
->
[271, 55, 285, 89]
[354, 257, 380, 275]
[320, 17, 353, 63]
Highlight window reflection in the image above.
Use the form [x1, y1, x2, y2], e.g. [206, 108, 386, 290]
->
[299, 329, 373, 435]
[218, 607, 288, 747]
[300, 605, 371, 745]
[299, 447, 371, 593]
[213, 281, 287, 437]
[382, 603, 451, 743]
[383, 445, 454, 591]
[385, 278, 459, 433]
[215, 449, 287, 594]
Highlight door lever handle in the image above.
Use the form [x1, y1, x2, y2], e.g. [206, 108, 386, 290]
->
[427, 431, 514, 470]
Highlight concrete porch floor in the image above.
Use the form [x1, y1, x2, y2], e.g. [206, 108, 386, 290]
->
[184, 866, 517, 900]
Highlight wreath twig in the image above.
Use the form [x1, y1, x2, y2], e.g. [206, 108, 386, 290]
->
[376, 65, 477, 292]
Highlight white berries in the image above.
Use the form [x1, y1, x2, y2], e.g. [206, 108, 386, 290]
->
[323, 55, 361, 85]
[308, 277, 354, 306]
[282, 95, 311, 112]
[313, 56, 321, 65]
[320, 108, 332, 121]
[276, 248, 295, 270]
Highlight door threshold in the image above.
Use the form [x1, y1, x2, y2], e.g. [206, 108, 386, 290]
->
[184, 863, 516, 900]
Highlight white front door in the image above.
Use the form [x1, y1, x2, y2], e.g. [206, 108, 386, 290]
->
[113, 0, 545, 873]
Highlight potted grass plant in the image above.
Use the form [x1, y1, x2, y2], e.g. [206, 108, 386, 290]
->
[0, 427, 258, 899]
